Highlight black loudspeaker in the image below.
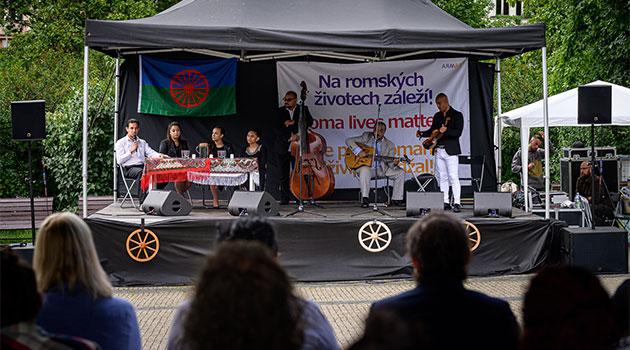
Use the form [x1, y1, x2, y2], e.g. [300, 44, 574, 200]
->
[11, 100, 46, 140]
[141, 190, 191, 216]
[578, 85, 612, 124]
[561, 227, 628, 273]
[473, 192, 512, 217]
[228, 191, 279, 217]
[406, 192, 444, 217]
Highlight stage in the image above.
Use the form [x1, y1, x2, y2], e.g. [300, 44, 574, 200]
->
[85, 200, 565, 286]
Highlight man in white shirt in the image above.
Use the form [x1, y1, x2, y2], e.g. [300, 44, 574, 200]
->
[115, 119, 164, 203]
[345, 121, 405, 208]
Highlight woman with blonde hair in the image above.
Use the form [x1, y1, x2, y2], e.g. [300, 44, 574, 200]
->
[34, 212, 141, 350]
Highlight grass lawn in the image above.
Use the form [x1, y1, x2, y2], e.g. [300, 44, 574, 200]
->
[0, 229, 34, 244]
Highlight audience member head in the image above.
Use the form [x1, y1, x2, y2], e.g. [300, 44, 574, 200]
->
[611, 279, 629, 338]
[33, 212, 112, 298]
[406, 212, 470, 284]
[522, 265, 618, 350]
[218, 217, 278, 256]
[166, 121, 182, 143]
[246, 129, 261, 146]
[1, 248, 41, 327]
[348, 308, 421, 350]
[183, 242, 302, 350]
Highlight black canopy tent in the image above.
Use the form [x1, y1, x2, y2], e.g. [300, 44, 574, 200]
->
[80, 0, 549, 217]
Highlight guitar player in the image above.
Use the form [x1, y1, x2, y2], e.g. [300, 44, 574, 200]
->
[418, 93, 464, 212]
[345, 121, 405, 208]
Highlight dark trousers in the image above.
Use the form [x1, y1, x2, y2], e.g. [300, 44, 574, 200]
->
[279, 152, 295, 203]
[123, 164, 146, 202]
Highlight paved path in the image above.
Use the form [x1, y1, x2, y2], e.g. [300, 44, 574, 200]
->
[115, 274, 628, 349]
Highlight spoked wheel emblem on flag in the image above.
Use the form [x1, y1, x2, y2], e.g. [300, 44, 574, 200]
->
[169, 69, 209, 108]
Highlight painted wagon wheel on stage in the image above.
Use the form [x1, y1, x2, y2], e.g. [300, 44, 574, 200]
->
[463, 220, 481, 251]
[126, 228, 160, 263]
[358, 220, 392, 253]
[169, 69, 209, 108]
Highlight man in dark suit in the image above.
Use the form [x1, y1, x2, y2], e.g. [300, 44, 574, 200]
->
[419, 93, 463, 212]
[370, 213, 519, 349]
[274, 90, 313, 204]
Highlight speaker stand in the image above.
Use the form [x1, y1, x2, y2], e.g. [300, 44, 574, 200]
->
[27, 140, 36, 243]
[590, 123, 596, 229]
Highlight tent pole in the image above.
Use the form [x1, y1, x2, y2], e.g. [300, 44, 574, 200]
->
[113, 55, 120, 205]
[82, 46, 89, 218]
[495, 58, 502, 189]
[542, 47, 550, 219]
[521, 127, 529, 212]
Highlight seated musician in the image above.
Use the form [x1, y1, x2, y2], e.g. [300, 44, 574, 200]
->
[240, 128, 267, 191]
[199, 126, 235, 208]
[345, 121, 405, 208]
[115, 119, 167, 204]
[575, 161, 615, 225]
[157, 121, 191, 194]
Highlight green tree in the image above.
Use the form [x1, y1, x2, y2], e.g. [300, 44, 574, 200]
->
[433, 0, 493, 28]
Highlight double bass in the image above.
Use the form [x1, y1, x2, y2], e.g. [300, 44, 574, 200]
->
[289, 82, 335, 200]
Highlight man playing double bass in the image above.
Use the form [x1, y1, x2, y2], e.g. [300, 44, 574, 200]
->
[346, 121, 405, 208]
[418, 93, 464, 212]
[274, 90, 313, 205]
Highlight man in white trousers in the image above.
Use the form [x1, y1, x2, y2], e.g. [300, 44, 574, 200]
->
[419, 93, 464, 212]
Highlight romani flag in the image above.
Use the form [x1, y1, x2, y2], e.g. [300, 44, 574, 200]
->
[138, 56, 236, 117]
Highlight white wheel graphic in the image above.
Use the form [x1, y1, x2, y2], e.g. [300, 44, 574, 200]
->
[463, 220, 481, 251]
[358, 220, 392, 253]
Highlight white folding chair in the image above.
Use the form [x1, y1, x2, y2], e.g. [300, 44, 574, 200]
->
[118, 163, 139, 209]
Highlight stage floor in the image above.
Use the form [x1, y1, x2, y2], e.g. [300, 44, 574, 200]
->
[87, 201, 563, 285]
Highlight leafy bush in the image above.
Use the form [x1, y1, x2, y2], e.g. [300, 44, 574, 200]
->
[43, 80, 115, 211]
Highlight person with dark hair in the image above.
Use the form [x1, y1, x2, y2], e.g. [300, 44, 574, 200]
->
[370, 212, 518, 349]
[1, 248, 98, 350]
[198, 126, 235, 208]
[115, 118, 166, 203]
[345, 121, 405, 208]
[418, 93, 464, 212]
[168, 217, 339, 350]
[174, 242, 304, 350]
[611, 279, 630, 349]
[348, 308, 418, 350]
[511, 130, 553, 191]
[274, 90, 314, 205]
[241, 129, 267, 190]
[158, 121, 191, 194]
[521, 265, 619, 350]
[575, 161, 615, 224]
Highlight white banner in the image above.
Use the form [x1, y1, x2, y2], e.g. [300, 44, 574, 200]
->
[277, 58, 470, 189]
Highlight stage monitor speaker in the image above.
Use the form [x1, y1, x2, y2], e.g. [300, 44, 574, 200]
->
[11, 100, 46, 140]
[561, 227, 628, 273]
[228, 191, 279, 217]
[141, 190, 191, 216]
[406, 192, 444, 217]
[578, 85, 611, 124]
[473, 192, 512, 217]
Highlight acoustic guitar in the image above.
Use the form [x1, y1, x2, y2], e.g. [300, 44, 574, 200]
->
[344, 142, 410, 170]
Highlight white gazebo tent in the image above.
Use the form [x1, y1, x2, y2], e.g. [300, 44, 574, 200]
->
[501, 80, 630, 211]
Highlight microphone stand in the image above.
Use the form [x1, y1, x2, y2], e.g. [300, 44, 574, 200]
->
[286, 93, 325, 218]
[352, 105, 392, 217]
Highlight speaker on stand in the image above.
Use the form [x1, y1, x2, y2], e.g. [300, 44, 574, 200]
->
[578, 85, 612, 229]
[11, 100, 46, 243]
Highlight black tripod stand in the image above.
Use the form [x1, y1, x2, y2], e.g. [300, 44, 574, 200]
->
[286, 82, 325, 218]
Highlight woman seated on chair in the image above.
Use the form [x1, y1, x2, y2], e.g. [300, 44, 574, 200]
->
[201, 126, 235, 208]
[240, 128, 267, 191]
[157, 121, 191, 194]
